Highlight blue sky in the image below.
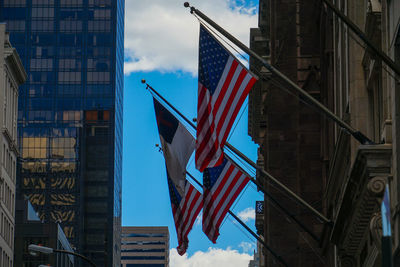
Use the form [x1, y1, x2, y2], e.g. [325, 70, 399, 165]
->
[122, 1, 260, 265]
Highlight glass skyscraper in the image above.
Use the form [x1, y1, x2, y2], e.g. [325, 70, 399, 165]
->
[0, 0, 124, 266]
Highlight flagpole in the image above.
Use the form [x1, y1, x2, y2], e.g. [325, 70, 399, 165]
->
[185, 171, 289, 267]
[224, 154, 320, 242]
[143, 79, 330, 225]
[183, 2, 373, 146]
[321, 0, 400, 77]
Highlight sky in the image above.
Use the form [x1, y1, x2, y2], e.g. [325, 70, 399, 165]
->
[122, 1, 261, 266]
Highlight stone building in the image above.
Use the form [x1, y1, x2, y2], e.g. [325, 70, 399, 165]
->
[0, 23, 26, 267]
[249, 0, 400, 266]
[249, 0, 326, 266]
[321, 0, 399, 266]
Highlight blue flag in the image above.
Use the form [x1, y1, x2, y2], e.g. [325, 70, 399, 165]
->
[381, 184, 391, 237]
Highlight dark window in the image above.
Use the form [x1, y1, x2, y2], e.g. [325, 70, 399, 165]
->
[3, 8, 26, 19]
[121, 256, 165, 261]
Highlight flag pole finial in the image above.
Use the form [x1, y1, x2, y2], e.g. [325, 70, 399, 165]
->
[141, 79, 146, 84]
[183, 2, 195, 13]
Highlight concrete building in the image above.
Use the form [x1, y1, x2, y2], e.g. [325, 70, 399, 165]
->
[121, 227, 169, 267]
[0, 23, 26, 267]
[0, 1, 125, 266]
[248, 0, 400, 266]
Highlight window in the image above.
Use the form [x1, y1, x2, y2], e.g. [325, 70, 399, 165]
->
[59, 59, 81, 71]
[60, 0, 83, 7]
[31, 20, 54, 32]
[32, 8, 54, 18]
[30, 58, 53, 70]
[3, 8, 26, 19]
[87, 72, 110, 83]
[89, 0, 111, 6]
[60, 20, 82, 32]
[32, 0, 54, 5]
[58, 72, 82, 84]
[4, 0, 26, 6]
[5, 20, 25, 31]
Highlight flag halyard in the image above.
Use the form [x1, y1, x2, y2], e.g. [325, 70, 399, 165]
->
[195, 25, 257, 172]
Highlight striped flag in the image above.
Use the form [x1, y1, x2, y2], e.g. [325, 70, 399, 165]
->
[196, 24, 258, 172]
[153, 98, 202, 255]
[168, 175, 202, 255]
[202, 157, 250, 243]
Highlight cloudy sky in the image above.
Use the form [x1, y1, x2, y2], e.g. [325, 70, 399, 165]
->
[122, 1, 260, 266]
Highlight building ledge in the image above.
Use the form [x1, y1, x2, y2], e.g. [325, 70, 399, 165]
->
[2, 128, 18, 156]
[4, 46, 27, 85]
[330, 144, 391, 254]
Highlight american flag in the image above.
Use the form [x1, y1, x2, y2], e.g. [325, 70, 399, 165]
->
[196, 25, 257, 172]
[202, 157, 250, 243]
[168, 176, 203, 255]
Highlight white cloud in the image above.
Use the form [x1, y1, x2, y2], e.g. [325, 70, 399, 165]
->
[124, 0, 258, 75]
[237, 207, 255, 222]
[170, 247, 252, 267]
[194, 211, 202, 226]
[238, 241, 255, 254]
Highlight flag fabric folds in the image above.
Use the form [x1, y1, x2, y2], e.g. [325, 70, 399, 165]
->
[153, 97, 202, 255]
[202, 156, 250, 243]
[168, 175, 203, 255]
[195, 24, 258, 172]
[154, 98, 195, 192]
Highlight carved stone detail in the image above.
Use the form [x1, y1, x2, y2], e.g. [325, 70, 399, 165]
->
[340, 255, 356, 267]
[367, 176, 387, 197]
[370, 213, 383, 249]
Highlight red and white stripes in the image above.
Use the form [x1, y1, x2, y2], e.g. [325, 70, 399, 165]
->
[202, 159, 250, 243]
[196, 55, 257, 172]
[173, 182, 203, 255]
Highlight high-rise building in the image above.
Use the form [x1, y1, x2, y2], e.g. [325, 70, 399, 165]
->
[0, 1, 124, 266]
[0, 23, 26, 267]
[121, 227, 170, 267]
[14, 196, 75, 267]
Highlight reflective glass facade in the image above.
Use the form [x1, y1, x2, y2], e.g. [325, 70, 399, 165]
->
[0, 0, 124, 266]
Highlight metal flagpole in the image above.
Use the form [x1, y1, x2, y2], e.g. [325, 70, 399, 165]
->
[143, 79, 331, 226]
[223, 154, 321, 242]
[321, 0, 400, 77]
[185, 171, 289, 267]
[183, 2, 373, 146]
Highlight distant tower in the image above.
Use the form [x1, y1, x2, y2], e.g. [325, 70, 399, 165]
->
[0, 1, 124, 266]
[121, 227, 170, 267]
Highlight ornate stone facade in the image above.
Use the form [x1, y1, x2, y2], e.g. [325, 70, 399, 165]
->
[0, 23, 26, 267]
[248, 0, 400, 266]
